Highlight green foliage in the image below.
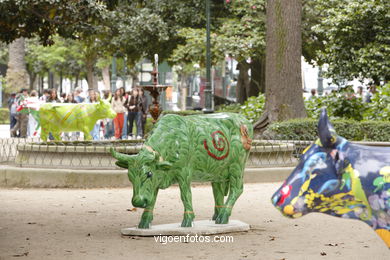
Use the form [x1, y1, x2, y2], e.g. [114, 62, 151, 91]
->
[364, 84, 390, 121]
[310, 0, 390, 83]
[216, 94, 265, 123]
[169, 0, 266, 66]
[0, 0, 109, 45]
[216, 103, 242, 113]
[267, 118, 390, 141]
[306, 84, 390, 121]
[26, 37, 85, 79]
[240, 94, 265, 123]
[0, 108, 9, 124]
[305, 90, 366, 121]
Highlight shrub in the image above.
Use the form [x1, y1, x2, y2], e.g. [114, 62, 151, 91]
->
[216, 94, 266, 123]
[0, 108, 9, 124]
[305, 90, 366, 121]
[266, 118, 390, 141]
[364, 83, 390, 121]
[215, 103, 241, 113]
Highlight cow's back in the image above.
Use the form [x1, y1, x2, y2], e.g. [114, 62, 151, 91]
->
[39, 103, 94, 131]
[146, 113, 253, 181]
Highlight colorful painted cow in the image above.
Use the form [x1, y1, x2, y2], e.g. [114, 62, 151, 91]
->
[111, 113, 253, 228]
[40, 100, 116, 141]
[272, 109, 390, 247]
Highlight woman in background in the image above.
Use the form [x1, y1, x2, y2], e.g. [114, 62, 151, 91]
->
[111, 89, 125, 139]
[47, 89, 60, 103]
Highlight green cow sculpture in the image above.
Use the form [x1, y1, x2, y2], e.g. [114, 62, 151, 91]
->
[40, 99, 116, 141]
[111, 113, 253, 228]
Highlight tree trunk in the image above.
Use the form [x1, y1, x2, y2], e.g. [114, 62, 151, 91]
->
[236, 61, 250, 104]
[28, 71, 37, 91]
[249, 55, 266, 96]
[59, 72, 63, 94]
[86, 61, 94, 90]
[6, 38, 29, 93]
[102, 65, 111, 90]
[254, 0, 306, 130]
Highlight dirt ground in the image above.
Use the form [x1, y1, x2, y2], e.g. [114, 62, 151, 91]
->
[1, 183, 389, 260]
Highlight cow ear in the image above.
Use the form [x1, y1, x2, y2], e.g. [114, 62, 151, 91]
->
[115, 161, 128, 169]
[318, 108, 338, 148]
[156, 161, 172, 171]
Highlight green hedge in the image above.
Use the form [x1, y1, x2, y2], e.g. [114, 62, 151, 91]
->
[267, 118, 390, 141]
[0, 108, 9, 124]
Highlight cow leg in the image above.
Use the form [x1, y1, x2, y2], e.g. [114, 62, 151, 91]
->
[215, 164, 244, 224]
[51, 132, 61, 140]
[177, 169, 195, 227]
[212, 182, 225, 221]
[138, 189, 158, 229]
[40, 127, 48, 141]
[83, 128, 92, 141]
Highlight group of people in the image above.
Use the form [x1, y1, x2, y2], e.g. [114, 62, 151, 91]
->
[109, 87, 148, 140]
[7, 86, 148, 140]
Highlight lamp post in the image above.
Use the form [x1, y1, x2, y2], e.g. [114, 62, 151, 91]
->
[111, 55, 117, 92]
[204, 0, 213, 113]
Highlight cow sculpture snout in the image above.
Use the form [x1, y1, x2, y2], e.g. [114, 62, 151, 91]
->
[132, 195, 148, 208]
[272, 108, 390, 247]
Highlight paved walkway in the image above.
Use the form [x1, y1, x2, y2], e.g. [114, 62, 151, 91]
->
[1, 183, 389, 260]
[0, 124, 10, 138]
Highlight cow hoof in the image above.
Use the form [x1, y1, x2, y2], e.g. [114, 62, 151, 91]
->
[181, 219, 194, 227]
[215, 213, 229, 224]
[138, 222, 151, 229]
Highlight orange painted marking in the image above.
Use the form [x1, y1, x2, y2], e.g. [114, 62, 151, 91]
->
[376, 229, 390, 247]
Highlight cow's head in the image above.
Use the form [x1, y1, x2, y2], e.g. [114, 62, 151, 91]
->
[97, 99, 116, 119]
[271, 109, 358, 219]
[111, 147, 172, 208]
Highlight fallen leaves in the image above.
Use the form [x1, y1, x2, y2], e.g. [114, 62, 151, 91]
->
[325, 243, 338, 247]
[126, 208, 137, 212]
[12, 252, 29, 257]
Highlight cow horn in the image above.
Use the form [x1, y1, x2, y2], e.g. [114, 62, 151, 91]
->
[318, 108, 337, 148]
[110, 148, 134, 162]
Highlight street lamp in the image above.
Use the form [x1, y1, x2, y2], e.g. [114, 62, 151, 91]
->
[204, 0, 213, 113]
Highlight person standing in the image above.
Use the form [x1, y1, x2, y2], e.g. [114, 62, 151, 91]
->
[125, 89, 143, 139]
[47, 89, 60, 103]
[74, 87, 85, 103]
[39, 89, 50, 102]
[7, 93, 17, 131]
[121, 90, 130, 140]
[11, 89, 29, 138]
[111, 89, 125, 139]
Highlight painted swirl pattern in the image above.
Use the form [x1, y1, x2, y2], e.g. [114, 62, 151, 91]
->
[203, 131, 230, 160]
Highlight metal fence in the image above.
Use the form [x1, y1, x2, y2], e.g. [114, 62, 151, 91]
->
[0, 137, 314, 170]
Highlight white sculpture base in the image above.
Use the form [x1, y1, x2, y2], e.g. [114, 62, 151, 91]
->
[121, 220, 250, 236]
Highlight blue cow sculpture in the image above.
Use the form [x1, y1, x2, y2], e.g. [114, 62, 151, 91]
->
[272, 109, 390, 247]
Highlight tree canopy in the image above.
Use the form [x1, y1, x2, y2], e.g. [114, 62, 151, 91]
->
[307, 0, 390, 84]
